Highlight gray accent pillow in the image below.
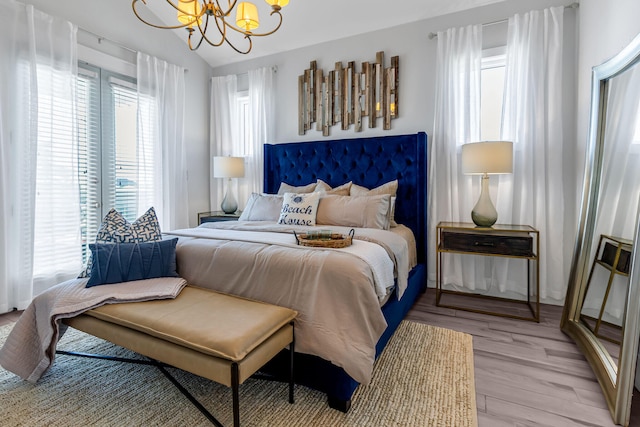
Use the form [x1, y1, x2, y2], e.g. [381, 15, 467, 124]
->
[350, 180, 398, 227]
[239, 193, 284, 221]
[277, 181, 317, 195]
[316, 179, 352, 195]
[316, 194, 392, 230]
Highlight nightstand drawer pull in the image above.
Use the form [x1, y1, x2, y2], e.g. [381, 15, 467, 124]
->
[474, 241, 495, 247]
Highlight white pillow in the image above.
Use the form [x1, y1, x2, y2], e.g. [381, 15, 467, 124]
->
[316, 179, 352, 196]
[316, 194, 391, 229]
[278, 192, 321, 226]
[239, 193, 283, 221]
[277, 181, 317, 195]
[350, 180, 399, 226]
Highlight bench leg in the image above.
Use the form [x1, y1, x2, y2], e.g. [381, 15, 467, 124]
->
[231, 362, 240, 427]
[57, 349, 226, 426]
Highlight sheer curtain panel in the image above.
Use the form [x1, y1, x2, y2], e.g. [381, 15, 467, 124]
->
[210, 75, 238, 211]
[210, 67, 275, 211]
[244, 67, 276, 202]
[0, 0, 80, 311]
[137, 52, 189, 231]
[430, 7, 568, 303]
[499, 6, 566, 301]
[428, 24, 484, 291]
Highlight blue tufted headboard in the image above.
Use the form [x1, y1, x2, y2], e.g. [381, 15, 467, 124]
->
[264, 132, 428, 263]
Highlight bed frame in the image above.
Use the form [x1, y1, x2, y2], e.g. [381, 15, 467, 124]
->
[262, 132, 428, 411]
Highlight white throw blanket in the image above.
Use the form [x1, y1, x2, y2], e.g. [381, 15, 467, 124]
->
[0, 277, 186, 382]
[168, 227, 395, 300]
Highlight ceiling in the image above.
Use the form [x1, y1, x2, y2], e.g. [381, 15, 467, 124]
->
[140, 0, 503, 69]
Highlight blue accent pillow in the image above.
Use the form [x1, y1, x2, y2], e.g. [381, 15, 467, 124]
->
[86, 238, 179, 288]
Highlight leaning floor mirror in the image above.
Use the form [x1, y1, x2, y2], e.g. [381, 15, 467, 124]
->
[562, 32, 640, 426]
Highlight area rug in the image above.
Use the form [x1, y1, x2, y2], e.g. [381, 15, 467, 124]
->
[0, 320, 477, 427]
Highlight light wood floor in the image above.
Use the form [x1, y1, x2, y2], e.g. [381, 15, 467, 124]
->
[406, 290, 640, 427]
[1, 291, 638, 426]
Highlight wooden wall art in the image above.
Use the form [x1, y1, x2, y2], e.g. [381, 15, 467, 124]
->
[298, 51, 399, 136]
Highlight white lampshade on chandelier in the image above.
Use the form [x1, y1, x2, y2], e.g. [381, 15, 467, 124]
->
[213, 156, 245, 214]
[132, 0, 290, 53]
[461, 141, 513, 227]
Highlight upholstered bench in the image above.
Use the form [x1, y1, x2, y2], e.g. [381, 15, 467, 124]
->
[61, 286, 297, 427]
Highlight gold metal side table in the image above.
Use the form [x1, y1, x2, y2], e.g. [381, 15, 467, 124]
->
[436, 221, 540, 322]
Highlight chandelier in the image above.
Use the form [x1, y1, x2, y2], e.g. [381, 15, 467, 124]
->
[132, 0, 289, 54]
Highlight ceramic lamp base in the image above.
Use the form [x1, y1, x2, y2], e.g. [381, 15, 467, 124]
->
[471, 174, 498, 227]
[220, 181, 238, 214]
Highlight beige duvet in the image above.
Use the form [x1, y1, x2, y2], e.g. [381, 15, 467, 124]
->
[166, 222, 415, 385]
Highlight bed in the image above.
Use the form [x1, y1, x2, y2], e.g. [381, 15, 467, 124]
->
[170, 132, 427, 411]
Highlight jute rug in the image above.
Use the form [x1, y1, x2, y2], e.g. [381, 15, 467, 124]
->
[0, 320, 477, 426]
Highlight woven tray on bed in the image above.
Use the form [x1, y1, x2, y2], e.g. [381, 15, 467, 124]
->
[294, 229, 355, 248]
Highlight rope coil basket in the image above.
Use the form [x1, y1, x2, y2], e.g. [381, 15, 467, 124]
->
[294, 229, 354, 248]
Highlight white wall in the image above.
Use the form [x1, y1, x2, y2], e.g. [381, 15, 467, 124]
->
[23, 0, 213, 228]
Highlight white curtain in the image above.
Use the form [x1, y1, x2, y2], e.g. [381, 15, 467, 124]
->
[244, 67, 276, 201]
[428, 24, 484, 291]
[430, 7, 567, 303]
[499, 6, 566, 301]
[136, 52, 189, 231]
[582, 64, 640, 323]
[210, 74, 238, 211]
[0, 0, 79, 311]
[210, 67, 275, 211]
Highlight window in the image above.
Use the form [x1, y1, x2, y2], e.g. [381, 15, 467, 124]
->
[33, 62, 153, 275]
[480, 47, 506, 140]
[76, 63, 152, 261]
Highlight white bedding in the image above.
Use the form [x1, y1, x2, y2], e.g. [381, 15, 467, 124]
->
[165, 221, 415, 384]
[168, 226, 394, 300]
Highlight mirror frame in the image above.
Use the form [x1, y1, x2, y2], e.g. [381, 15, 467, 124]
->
[561, 32, 640, 426]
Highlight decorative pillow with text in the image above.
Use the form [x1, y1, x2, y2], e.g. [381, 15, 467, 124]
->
[277, 192, 320, 226]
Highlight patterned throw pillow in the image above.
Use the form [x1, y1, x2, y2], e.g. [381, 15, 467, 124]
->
[79, 207, 162, 278]
[277, 192, 320, 226]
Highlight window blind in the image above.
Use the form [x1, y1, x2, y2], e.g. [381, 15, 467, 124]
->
[32, 63, 83, 281]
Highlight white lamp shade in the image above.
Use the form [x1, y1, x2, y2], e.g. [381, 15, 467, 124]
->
[213, 156, 245, 178]
[461, 141, 513, 175]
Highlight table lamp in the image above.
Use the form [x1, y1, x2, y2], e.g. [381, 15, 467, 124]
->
[461, 141, 513, 227]
[213, 156, 245, 214]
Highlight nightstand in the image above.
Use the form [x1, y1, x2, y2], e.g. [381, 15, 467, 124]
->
[436, 221, 540, 322]
[198, 211, 241, 224]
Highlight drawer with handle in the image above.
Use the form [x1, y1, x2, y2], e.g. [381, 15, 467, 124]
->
[441, 231, 534, 257]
